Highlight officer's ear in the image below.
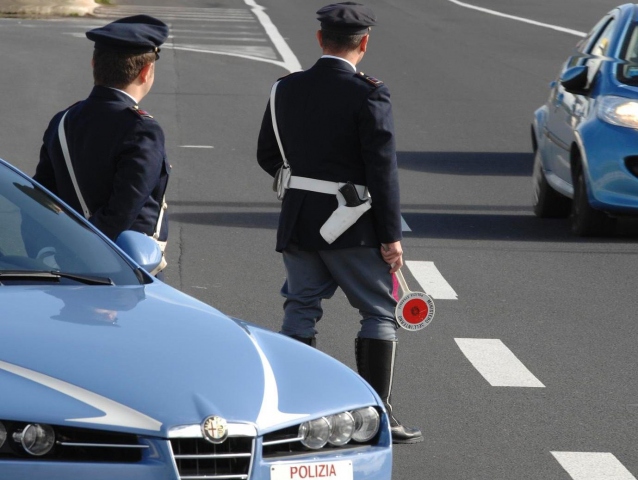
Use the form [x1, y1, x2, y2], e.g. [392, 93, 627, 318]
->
[316, 29, 323, 49]
[359, 34, 369, 53]
[138, 62, 154, 84]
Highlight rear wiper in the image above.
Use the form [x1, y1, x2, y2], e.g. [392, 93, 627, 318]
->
[0, 270, 113, 285]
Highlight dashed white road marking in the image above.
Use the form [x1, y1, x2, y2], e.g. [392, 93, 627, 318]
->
[551, 452, 637, 480]
[401, 216, 411, 232]
[180, 145, 214, 149]
[455, 338, 545, 387]
[406, 261, 457, 299]
[447, 0, 586, 37]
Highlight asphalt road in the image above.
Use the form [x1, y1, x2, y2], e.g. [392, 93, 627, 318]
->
[1, 1, 636, 479]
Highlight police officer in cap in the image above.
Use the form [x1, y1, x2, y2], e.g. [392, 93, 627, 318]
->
[257, 2, 422, 443]
[35, 15, 170, 275]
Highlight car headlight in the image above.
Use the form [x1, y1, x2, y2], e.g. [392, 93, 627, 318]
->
[299, 417, 331, 449]
[297, 407, 381, 449]
[13, 424, 55, 456]
[351, 406, 380, 442]
[597, 95, 638, 129]
[327, 411, 355, 446]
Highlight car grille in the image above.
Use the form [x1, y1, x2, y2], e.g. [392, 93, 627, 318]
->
[170, 437, 254, 480]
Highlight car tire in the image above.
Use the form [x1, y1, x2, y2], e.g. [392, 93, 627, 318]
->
[532, 150, 571, 218]
[570, 164, 615, 236]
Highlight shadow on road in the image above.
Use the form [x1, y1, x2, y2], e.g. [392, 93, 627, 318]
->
[398, 151, 533, 177]
[170, 211, 279, 230]
[169, 205, 638, 242]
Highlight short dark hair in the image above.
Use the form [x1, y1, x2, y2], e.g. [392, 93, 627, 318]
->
[92, 49, 156, 89]
[321, 29, 368, 53]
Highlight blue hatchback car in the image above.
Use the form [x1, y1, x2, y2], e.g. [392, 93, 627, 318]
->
[0, 157, 392, 479]
[532, 3, 638, 235]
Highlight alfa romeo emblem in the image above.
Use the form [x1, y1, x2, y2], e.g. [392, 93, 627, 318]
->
[202, 416, 228, 444]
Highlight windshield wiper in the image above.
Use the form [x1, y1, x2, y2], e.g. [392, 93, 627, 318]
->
[0, 270, 113, 285]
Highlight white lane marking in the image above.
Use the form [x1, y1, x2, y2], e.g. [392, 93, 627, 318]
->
[244, 0, 302, 73]
[170, 36, 268, 42]
[91, 3, 300, 72]
[170, 29, 263, 36]
[165, 43, 278, 61]
[96, 6, 255, 21]
[180, 145, 214, 149]
[447, 0, 586, 37]
[406, 261, 457, 299]
[401, 216, 411, 232]
[551, 452, 637, 480]
[0, 360, 162, 431]
[245, 334, 307, 430]
[454, 339, 545, 387]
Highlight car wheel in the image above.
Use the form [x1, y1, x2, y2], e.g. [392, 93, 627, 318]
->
[532, 150, 570, 218]
[570, 165, 615, 236]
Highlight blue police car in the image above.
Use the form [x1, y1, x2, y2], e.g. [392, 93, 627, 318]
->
[532, 3, 638, 235]
[0, 157, 392, 479]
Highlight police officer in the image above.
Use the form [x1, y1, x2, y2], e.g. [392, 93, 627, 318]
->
[34, 15, 170, 271]
[257, 2, 422, 444]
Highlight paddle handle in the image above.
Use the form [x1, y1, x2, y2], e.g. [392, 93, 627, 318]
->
[395, 269, 411, 295]
[381, 243, 411, 295]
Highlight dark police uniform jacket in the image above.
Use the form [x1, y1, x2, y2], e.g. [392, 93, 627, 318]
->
[257, 57, 402, 252]
[35, 85, 170, 242]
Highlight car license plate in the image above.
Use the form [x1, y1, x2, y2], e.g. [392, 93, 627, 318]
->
[271, 460, 353, 480]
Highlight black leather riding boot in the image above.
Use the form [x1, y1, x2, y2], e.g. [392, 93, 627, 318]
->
[355, 337, 424, 444]
[290, 335, 316, 347]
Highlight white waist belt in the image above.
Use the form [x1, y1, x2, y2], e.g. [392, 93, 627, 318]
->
[289, 176, 368, 198]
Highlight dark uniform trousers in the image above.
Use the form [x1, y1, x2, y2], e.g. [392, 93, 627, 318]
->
[281, 244, 398, 341]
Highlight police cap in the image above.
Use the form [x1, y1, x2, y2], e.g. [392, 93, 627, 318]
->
[316, 2, 376, 34]
[86, 15, 169, 55]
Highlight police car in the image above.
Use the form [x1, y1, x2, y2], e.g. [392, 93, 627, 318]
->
[0, 157, 392, 479]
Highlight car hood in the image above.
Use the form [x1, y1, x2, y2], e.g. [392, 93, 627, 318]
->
[0, 283, 378, 437]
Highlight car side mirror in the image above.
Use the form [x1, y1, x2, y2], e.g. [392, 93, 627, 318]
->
[560, 65, 590, 95]
[115, 230, 163, 274]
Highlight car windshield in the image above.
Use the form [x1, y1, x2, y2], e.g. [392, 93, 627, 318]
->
[0, 161, 141, 285]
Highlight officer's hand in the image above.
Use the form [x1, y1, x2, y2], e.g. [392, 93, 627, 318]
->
[381, 242, 403, 273]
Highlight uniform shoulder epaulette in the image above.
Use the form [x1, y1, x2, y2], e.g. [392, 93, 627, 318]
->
[129, 105, 154, 118]
[355, 72, 384, 87]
